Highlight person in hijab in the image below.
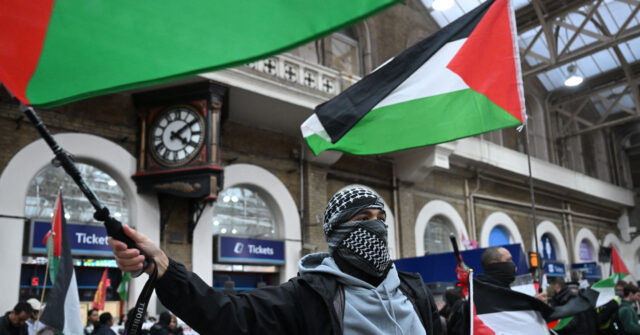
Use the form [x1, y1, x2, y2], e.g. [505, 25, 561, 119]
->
[109, 186, 443, 335]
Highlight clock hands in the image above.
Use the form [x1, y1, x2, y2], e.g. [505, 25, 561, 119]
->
[170, 119, 198, 145]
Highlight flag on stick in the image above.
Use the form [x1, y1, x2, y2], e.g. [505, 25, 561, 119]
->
[118, 271, 131, 302]
[0, 0, 401, 107]
[39, 193, 83, 334]
[301, 0, 525, 155]
[93, 268, 109, 310]
[611, 246, 630, 275]
[42, 193, 63, 284]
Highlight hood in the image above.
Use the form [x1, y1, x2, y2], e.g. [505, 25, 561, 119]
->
[298, 252, 400, 290]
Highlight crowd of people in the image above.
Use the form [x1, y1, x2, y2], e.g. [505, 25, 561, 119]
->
[0, 300, 186, 335]
[6, 187, 640, 334]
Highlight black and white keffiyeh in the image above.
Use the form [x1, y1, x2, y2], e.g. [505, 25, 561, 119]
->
[323, 187, 384, 237]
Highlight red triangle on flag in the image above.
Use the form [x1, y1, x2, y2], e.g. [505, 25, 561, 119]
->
[612, 246, 630, 274]
[473, 304, 496, 335]
[51, 192, 63, 257]
[447, 0, 523, 122]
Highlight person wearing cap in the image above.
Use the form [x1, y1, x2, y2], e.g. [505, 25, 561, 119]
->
[0, 302, 33, 335]
[24, 299, 43, 335]
[108, 186, 442, 334]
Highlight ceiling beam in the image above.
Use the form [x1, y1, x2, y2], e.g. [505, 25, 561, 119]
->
[517, 0, 594, 33]
[523, 25, 640, 77]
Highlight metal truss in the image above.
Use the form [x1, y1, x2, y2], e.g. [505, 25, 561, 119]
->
[515, 0, 640, 138]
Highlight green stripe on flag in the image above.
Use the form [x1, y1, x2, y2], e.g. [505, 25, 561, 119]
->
[26, 0, 400, 107]
[554, 316, 574, 330]
[305, 88, 521, 155]
[46, 235, 59, 285]
[118, 272, 131, 302]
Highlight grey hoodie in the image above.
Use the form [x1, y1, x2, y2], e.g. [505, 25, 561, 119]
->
[299, 253, 427, 335]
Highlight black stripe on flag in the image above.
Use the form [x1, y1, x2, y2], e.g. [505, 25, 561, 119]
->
[315, 0, 494, 143]
[40, 196, 72, 330]
[474, 279, 553, 320]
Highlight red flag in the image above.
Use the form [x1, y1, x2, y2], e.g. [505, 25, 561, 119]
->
[92, 268, 109, 310]
[612, 246, 630, 274]
[46, 193, 63, 257]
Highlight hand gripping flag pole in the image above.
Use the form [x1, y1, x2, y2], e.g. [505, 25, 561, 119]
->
[21, 104, 155, 335]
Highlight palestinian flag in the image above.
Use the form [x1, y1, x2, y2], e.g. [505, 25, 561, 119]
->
[0, 0, 401, 108]
[473, 279, 553, 334]
[612, 246, 630, 275]
[39, 194, 84, 334]
[42, 192, 63, 285]
[92, 268, 109, 310]
[301, 0, 525, 155]
[593, 273, 628, 307]
[118, 271, 131, 302]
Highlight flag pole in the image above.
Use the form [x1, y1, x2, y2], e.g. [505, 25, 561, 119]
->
[524, 124, 542, 292]
[35, 253, 51, 334]
[469, 268, 474, 335]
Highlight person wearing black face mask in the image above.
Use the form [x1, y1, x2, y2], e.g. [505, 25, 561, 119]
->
[477, 246, 547, 303]
[108, 186, 444, 335]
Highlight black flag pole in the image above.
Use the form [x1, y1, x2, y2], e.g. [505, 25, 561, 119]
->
[524, 123, 543, 292]
[21, 104, 155, 335]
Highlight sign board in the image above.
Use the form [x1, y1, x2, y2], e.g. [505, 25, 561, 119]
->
[572, 262, 602, 279]
[544, 261, 566, 277]
[216, 236, 284, 265]
[30, 220, 113, 256]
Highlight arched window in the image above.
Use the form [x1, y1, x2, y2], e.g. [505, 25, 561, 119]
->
[579, 239, 595, 262]
[541, 233, 557, 261]
[25, 163, 129, 226]
[489, 226, 512, 246]
[423, 215, 455, 255]
[212, 187, 278, 238]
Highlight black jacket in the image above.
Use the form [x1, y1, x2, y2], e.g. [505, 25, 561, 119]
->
[0, 313, 27, 335]
[90, 324, 116, 335]
[551, 287, 598, 335]
[155, 259, 443, 335]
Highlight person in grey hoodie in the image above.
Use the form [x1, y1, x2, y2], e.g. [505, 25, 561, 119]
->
[109, 186, 443, 335]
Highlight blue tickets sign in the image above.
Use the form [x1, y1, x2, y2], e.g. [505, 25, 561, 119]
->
[544, 261, 566, 277]
[217, 236, 284, 265]
[31, 220, 113, 256]
[572, 262, 602, 279]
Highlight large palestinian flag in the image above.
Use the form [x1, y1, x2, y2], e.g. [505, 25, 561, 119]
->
[473, 279, 553, 334]
[39, 193, 83, 334]
[301, 0, 525, 155]
[0, 0, 401, 108]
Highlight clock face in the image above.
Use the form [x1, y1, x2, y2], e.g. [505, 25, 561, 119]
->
[149, 105, 206, 166]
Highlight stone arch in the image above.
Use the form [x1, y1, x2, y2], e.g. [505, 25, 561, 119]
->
[415, 200, 468, 256]
[219, 164, 301, 281]
[479, 211, 523, 248]
[574, 228, 600, 264]
[334, 184, 397, 259]
[533, 220, 569, 263]
[0, 133, 159, 313]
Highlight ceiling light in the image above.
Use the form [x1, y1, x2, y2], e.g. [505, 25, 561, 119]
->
[223, 195, 230, 202]
[231, 196, 239, 203]
[213, 220, 219, 226]
[221, 228, 227, 234]
[564, 64, 583, 87]
[107, 180, 117, 186]
[432, 0, 454, 11]
[231, 229, 237, 234]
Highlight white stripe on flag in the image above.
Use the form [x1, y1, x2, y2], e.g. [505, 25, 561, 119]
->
[373, 38, 469, 110]
[300, 113, 331, 141]
[63, 271, 84, 335]
[478, 310, 548, 335]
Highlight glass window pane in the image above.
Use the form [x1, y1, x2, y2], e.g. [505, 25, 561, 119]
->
[579, 240, 593, 262]
[541, 233, 556, 260]
[212, 187, 278, 239]
[489, 226, 511, 246]
[25, 163, 129, 226]
[423, 215, 455, 255]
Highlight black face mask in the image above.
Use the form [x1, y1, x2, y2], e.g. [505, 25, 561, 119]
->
[484, 261, 516, 286]
[331, 219, 392, 282]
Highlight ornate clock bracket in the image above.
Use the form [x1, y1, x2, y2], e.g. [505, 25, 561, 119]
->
[188, 198, 213, 243]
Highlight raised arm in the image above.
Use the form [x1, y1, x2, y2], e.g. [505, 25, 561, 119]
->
[108, 226, 302, 335]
